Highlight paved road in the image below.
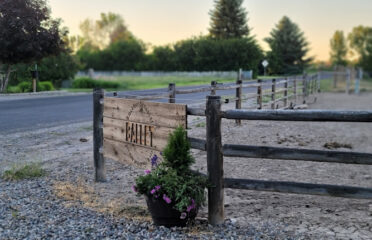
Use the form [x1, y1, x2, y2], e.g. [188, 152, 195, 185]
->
[0, 85, 247, 134]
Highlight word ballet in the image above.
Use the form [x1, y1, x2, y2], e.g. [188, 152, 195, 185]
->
[125, 121, 154, 147]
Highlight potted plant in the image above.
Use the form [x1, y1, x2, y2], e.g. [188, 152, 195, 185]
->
[133, 126, 208, 227]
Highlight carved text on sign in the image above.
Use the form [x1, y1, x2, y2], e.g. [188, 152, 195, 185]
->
[125, 121, 154, 147]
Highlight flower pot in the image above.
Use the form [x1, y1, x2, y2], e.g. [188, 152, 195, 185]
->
[144, 195, 198, 227]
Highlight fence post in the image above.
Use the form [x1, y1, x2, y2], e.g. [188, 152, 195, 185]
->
[206, 95, 224, 225]
[271, 79, 276, 109]
[317, 72, 321, 93]
[284, 78, 288, 107]
[93, 88, 106, 182]
[302, 74, 307, 104]
[355, 68, 362, 95]
[168, 83, 176, 103]
[257, 79, 262, 109]
[293, 77, 297, 104]
[346, 69, 351, 94]
[235, 76, 242, 125]
[211, 81, 217, 96]
[333, 66, 338, 88]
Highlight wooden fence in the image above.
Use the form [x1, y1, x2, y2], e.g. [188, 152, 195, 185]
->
[187, 96, 372, 225]
[93, 71, 371, 226]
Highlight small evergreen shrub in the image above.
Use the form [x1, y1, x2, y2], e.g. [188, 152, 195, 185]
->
[135, 126, 208, 217]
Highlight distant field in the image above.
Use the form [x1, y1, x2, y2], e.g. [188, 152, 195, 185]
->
[64, 75, 237, 92]
[320, 78, 372, 92]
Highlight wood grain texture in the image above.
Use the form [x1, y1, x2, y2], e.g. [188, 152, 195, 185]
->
[103, 117, 175, 151]
[224, 178, 372, 199]
[103, 97, 187, 128]
[102, 98, 186, 168]
[223, 144, 372, 165]
[103, 138, 162, 169]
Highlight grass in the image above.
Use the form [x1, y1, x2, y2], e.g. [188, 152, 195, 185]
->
[2, 162, 46, 180]
[65, 75, 236, 92]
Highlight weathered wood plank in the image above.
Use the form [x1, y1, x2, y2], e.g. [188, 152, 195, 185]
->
[103, 138, 162, 169]
[223, 144, 372, 165]
[103, 117, 175, 151]
[187, 107, 206, 116]
[103, 97, 187, 128]
[222, 109, 372, 122]
[176, 87, 212, 94]
[224, 178, 372, 199]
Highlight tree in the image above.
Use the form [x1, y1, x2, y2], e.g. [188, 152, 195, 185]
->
[348, 26, 372, 71]
[79, 12, 134, 50]
[264, 16, 312, 75]
[0, 0, 65, 92]
[330, 30, 348, 66]
[348, 26, 372, 58]
[209, 0, 250, 39]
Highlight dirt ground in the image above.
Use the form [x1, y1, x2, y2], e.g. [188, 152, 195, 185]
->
[1, 92, 371, 239]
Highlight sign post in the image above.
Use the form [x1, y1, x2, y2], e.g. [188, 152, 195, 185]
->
[262, 60, 269, 76]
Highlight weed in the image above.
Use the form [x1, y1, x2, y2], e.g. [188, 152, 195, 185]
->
[2, 163, 46, 180]
[195, 122, 206, 128]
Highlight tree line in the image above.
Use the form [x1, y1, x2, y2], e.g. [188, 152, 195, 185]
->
[1, 0, 371, 93]
[330, 26, 372, 72]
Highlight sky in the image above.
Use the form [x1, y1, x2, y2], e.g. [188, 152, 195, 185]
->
[49, 0, 372, 61]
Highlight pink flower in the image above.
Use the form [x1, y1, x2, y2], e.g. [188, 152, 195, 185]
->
[131, 185, 138, 193]
[163, 194, 171, 204]
[144, 170, 151, 175]
[150, 189, 156, 194]
[180, 212, 187, 219]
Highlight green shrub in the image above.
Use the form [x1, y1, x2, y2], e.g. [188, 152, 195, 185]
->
[2, 163, 46, 180]
[17, 81, 32, 92]
[39, 81, 55, 91]
[72, 77, 122, 89]
[6, 86, 21, 93]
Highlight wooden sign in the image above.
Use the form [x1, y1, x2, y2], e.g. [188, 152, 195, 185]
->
[103, 98, 187, 168]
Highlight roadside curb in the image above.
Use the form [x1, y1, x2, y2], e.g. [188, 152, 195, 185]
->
[0, 91, 91, 101]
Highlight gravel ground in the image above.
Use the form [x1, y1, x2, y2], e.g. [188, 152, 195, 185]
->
[1, 92, 372, 239]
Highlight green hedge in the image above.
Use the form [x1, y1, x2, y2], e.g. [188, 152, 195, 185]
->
[72, 77, 122, 89]
[6, 81, 55, 93]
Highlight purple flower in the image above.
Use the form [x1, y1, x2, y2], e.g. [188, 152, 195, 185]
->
[150, 189, 156, 194]
[163, 194, 172, 204]
[180, 212, 187, 219]
[151, 154, 158, 167]
[131, 185, 138, 193]
[155, 185, 161, 190]
[144, 169, 151, 175]
[187, 199, 196, 212]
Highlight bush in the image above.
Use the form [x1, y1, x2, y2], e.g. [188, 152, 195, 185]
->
[72, 77, 122, 89]
[39, 81, 55, 91]
[7, 81, 55, 93]
[17, 81, 32, 92]
[6, 86, 21, 93]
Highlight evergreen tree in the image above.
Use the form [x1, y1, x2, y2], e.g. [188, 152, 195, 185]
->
[330, 30, 348, 66]
[264, 16, 312, 75]
[209, 0, 250, 39]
